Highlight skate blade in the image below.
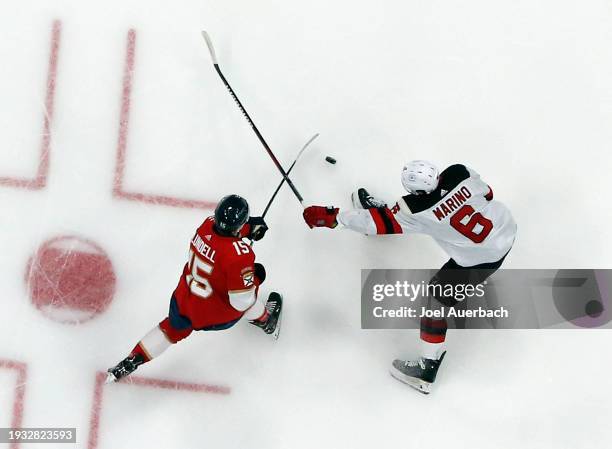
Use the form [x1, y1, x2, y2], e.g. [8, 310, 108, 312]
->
[272, 309, 282, 340]
[105, 372, 118, 384]
[389, 366, 432, 395]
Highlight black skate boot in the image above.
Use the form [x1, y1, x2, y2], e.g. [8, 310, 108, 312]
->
[389, 351, 446, 394]
[106, 353, 145, 384]
[351, 188, 387, 209]
[250, 292, 283, 339]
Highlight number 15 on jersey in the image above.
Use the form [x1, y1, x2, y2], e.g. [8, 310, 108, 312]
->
[186, 249, 213, 299]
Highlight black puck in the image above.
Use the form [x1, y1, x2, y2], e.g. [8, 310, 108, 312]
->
[325, 156, 337, 164]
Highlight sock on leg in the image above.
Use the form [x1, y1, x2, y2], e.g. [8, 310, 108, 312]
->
[420, 317, 447, 360]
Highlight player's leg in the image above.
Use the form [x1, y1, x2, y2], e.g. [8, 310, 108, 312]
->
[106, 296, 193, 383]
[420, 255, 507, 355]
[467, 251, 509, 283]
[390, 299, 451, 393]
[391, 254, 509, 393]
[390, 259, 462, 393]
[419, 258, 462, 357]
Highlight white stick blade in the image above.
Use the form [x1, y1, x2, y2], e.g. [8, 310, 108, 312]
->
[296, 133, 320, 160]
[201, 30, 218, 64]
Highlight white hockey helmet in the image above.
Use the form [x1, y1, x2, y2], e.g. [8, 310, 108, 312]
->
[401, 160, 440, 194]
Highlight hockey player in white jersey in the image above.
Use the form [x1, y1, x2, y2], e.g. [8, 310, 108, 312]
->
[302, 160, 517, 394]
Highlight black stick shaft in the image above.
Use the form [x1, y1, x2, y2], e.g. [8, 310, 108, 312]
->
[210, 63, 304, 204]
[261, 133, 318, 218]
[262, 158, 298, 218]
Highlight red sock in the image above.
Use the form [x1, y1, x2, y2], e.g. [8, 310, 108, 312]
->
[420, 317, 448, 344]
[254, 309, 269, 323]
[130, 342, 151, 363]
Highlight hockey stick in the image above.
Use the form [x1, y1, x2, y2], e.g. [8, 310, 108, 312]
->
[262, 133, 319, 218]
[247, 133, 318, 248]
[201, 31, 305, 204]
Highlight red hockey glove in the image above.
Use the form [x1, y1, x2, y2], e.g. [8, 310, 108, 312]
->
[303, 206, 339, 229]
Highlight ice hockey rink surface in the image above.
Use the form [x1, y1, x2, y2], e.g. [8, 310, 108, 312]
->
[1, 1, 611, 448]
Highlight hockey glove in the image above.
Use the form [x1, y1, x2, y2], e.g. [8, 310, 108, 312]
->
[254, 262, 266, 285]
[303, 206, 339, 229]
[246, 216, 269, 241]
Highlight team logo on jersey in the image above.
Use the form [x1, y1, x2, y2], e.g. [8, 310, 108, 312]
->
[241, 269, 255, 288]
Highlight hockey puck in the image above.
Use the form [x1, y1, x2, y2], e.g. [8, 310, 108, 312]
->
[325, 156, 337, 164]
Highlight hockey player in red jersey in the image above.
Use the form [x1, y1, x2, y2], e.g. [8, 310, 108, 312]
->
[302, 160, 517, 394]
[107, 194, 283, 383]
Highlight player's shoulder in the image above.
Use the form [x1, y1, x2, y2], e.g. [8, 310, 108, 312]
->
[215, 237, 255, 267]
[439, 164, 470, 190]
[194, 217, 218, 247]
[197, 216, 216, 234]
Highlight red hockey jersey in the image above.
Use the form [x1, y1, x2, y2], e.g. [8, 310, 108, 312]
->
[173, 217, 257, 329]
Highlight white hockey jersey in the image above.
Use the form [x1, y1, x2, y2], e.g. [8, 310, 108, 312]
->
[337, 165, 516, 267]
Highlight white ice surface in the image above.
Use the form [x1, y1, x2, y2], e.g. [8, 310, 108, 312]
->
[1, 1, 612, 448]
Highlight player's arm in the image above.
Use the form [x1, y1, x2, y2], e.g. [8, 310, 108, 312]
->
[226, 258, 270, 320]
[303, 205, 403, 235]
[228, 287, 257, 312]
[226, 255, 261, 312]
[242, 263, 267, 320]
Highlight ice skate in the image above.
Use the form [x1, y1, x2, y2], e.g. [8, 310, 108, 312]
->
[389, 351, 446, 394]
[106, 353, 145, 383]
[250, 292, 283, 339]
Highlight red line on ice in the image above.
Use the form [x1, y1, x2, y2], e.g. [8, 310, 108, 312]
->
[120, 374, 231, 394]
[0, 359, 28, 449]
[112, 29, 216, 210]
[87, 372, 105, 449]
[0, 19, 60, 190]
[87, 370, 230, 449]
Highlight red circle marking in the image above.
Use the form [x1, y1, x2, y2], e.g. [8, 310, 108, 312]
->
[25, 235, 116, 324]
